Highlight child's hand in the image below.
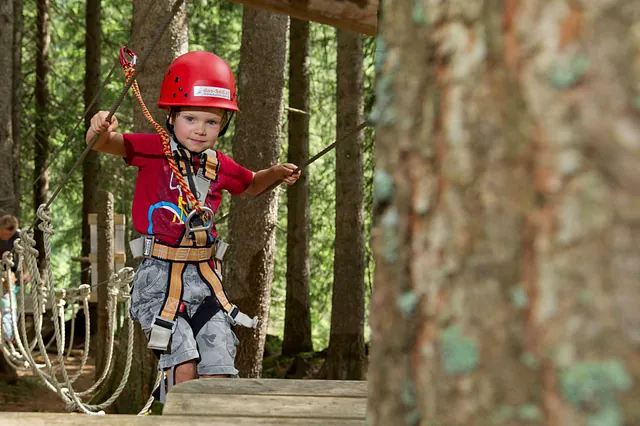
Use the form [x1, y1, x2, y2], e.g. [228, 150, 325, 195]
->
[279, 163, 301, 185]
[90, 111, 119, 135]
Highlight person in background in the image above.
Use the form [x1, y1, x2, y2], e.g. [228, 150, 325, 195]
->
[0, 215, 21, 344]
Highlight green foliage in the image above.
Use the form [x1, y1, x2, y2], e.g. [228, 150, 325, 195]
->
[440, 325, 479, 375]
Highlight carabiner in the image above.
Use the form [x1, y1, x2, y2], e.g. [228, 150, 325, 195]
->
[119, 46, 137, 70]
[185, 207, 214, 237]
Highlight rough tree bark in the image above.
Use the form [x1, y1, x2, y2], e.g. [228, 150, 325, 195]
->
[82, 0, 102, 287]
[0, 0, 16, 217]
[11, 0, 23, 219]
[282, 18, 313, 357]
[95, 191, 114, 378]
[324, 29, 366, 380]
[226, 8, 288, 378]
[33, 0, 50, 271]
[368, 1, 640, 425]
[132, 0, 188, 127]
[0, 0, 18, 384]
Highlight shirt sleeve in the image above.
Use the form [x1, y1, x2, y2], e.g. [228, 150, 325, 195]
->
[217, 151, 254, 195]
[122, 133, 164, 168]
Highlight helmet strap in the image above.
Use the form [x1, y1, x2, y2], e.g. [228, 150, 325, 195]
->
[218, 111, 234, 137]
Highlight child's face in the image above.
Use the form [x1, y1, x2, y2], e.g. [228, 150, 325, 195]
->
[171, 107, 225, 153]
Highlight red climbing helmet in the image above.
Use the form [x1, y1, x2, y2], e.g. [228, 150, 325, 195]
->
[157, 51, 239, 112]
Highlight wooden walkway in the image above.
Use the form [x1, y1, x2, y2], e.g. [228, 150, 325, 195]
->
[0, 378, 367, 425]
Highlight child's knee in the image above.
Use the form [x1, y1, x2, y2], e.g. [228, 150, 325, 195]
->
[171, 359, 197, 384]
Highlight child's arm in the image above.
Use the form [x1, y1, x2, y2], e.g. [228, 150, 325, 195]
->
[245, 164, 301, 195]
[86, 111, 126, 157]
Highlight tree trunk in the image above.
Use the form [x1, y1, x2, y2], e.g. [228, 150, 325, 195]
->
[102, 0, 187, 413]
[11, 0, 23, 219]
[132, 0, 188, 127]
[0, 0, 16, 218]
[0, 0, 18, 383]
[368, 1, 640, 425]
[95, 191, 114, 378]
[34, 0, 50, 271]
[82, 0, 102, 288]
[324, 29, 366, 380]
[282, 18, 313, 357]
[226, 8, 288, 378]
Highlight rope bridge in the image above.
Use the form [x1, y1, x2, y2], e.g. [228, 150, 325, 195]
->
[0, 206, 160, 415]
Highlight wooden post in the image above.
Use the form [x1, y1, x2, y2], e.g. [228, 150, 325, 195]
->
[88, 213, 98, 292]
[114, 214, 126, 330]
[114, 214, 126, 272]
[95, 190, 114, 379]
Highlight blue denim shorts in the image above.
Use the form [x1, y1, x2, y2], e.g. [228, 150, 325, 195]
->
[130, 258, 239, 376]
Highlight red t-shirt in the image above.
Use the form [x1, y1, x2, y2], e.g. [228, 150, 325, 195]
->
[123, 133, 253, 244]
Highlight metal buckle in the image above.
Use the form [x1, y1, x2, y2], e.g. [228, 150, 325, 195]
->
[214, 240, 228, 261]
[143, 235, 156, 258]
[185, 207, 214, 238]
[147, 315, 176, 352]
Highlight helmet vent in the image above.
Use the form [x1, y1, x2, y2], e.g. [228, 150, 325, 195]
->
[174, 77, 180, 83]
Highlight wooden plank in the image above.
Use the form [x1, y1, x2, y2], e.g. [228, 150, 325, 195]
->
[163, 393, 366, 419]
[167, 378, 367, 398]
[226, 0, 378, 36]
[0, 412, 364, 425]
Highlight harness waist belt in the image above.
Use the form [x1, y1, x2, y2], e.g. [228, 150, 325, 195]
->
[150, 241, 215, 262]
[130, 235, 228, 262]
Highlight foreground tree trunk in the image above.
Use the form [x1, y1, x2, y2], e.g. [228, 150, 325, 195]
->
[226, 8, 288, 378]
[324, 29, 366, 380]
[282, 18, 313, 357]
[33, 0, 51, 271]
[102, 0, 187, 413]
[368, 1, 640, 425]
[82, 0, 101, 288]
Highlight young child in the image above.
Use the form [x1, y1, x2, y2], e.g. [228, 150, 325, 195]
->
[85, 51, 300, 397]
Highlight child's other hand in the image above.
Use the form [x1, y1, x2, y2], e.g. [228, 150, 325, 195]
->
[280, 163, 301, 185]
[90, 111, 119, 135]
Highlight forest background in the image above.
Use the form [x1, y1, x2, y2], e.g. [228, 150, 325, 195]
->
[5, 0, 375, 352]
